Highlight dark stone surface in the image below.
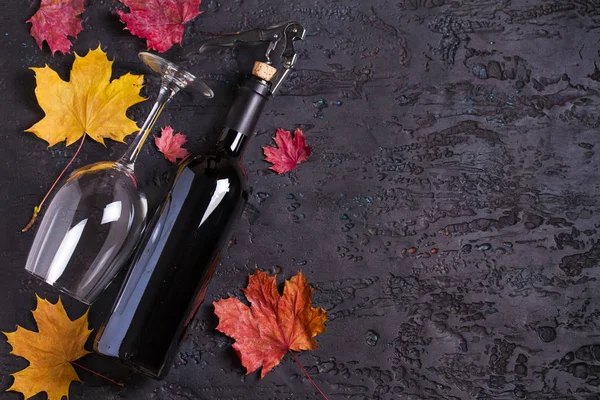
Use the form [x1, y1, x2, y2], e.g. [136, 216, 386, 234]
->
[2, 1, 600, 399]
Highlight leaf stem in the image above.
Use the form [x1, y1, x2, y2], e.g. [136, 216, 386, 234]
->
[70, 360, 124, 387]
[22, 134, 86, 232]
[288, 350, 329, 400]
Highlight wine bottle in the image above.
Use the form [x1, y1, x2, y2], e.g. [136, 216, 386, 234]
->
[93, 74, 271, 378]
[94, 21, 306, 379]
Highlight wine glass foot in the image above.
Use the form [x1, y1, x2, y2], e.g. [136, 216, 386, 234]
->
[138, 52, 214, 98]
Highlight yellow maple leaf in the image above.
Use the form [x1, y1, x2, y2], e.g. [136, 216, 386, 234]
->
[26, 45, 145, 147]
[3, 295, 92, 400]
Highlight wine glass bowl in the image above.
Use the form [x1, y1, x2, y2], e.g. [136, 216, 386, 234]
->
[25, 161, 147, 304]
[24, 52, 213, 304]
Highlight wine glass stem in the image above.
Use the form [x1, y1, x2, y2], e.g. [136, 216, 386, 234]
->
[119, 84, 176, 170]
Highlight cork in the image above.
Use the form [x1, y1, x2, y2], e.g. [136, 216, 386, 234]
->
[252, 61, 277, 81]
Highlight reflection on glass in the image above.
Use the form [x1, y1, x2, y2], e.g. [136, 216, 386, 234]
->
[200, 178, 230, 225]
[46, 218, 88, 285]
[101, 201, 122, 225]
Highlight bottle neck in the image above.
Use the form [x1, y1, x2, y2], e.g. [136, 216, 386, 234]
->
[217, 75, 271, 159]
[218, 129, 249, 158]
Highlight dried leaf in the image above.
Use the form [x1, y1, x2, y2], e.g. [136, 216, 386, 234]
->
[3, 295, 92, 400]
[263, 128, 312, 174]
[25, 46, 146, 147]
[118, 0, 202, 52]
[155, 126, 190, 163]
[27, 0, 85, 55]
[213, 270, 327, 377]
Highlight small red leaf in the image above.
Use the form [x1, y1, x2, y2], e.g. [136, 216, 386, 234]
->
[263, 128, 312, 174]
[27, 0, 85, 55]
[155, 126, 190, 163]
[118, 0, 202, 53]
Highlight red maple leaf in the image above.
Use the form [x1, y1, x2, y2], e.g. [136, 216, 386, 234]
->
[263, 128, 312, 174]
[117, 0, 202, 53]
[213, 270, 327, 378]
[155, 126, 190, 163]
[27, 0, 85, 55]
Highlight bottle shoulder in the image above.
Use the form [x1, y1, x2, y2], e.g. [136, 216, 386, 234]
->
[173, 151, 248, 194]
[184, 151, 243, 175]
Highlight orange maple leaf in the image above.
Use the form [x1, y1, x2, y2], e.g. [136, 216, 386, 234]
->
[3, 295, 92, 400]
[213, 270, 327, 378]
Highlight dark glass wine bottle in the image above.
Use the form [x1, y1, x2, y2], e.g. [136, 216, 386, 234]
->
[93, 75, 271, 379]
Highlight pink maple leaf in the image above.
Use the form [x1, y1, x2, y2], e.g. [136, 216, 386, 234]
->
[263, 128, 312, 175]
[155, 126, 190, 163]
[118, 0, 202, 53]
[27, 0, 85, 55]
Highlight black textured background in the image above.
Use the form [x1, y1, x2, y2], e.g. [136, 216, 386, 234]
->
[2, 1, 600, 399]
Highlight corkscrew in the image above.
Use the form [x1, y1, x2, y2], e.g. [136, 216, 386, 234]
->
[183, 22, 306, 95]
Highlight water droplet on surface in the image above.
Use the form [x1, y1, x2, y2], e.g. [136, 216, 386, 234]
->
[503, 241, 513, 248]
[365, 330, 379, 346]
[430, 248, 438, 254]
[408, 247, 417, 254]
[514, 386, 527, 398]
[272, 265, 282, 274]
[572, 363, 588, 379]
[561, 352, 574, 364]
[514, 363, 527, 376]
[472, 64, 488, 79]
[538, 326, 556, 343]
[255, 192, 271, 204]
[476, 243, 492, 251]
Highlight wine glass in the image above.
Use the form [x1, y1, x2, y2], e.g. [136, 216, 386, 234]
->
[24, 52, 213, 304]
